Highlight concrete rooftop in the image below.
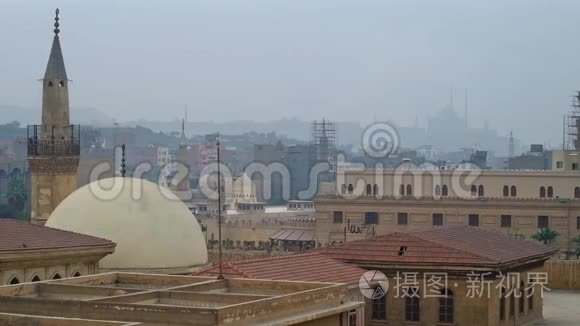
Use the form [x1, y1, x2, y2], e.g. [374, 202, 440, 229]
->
[0, 272, 361, 325]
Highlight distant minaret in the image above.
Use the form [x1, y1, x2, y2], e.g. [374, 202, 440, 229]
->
[449, 88, 455, 110]
[175, 117, 191, 194]
[179, 118, 187, 145]
[508, 130, 515, 158]
[28, 9, 80, 225]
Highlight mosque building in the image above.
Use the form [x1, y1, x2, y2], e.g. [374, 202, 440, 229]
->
[24, 9, 209, 275]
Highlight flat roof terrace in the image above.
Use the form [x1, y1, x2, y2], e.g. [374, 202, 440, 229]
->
[0, 272, 361, 326]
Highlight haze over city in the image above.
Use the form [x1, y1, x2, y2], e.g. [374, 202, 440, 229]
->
[2, 0, 580, 146]
[1, 2, 580, 325]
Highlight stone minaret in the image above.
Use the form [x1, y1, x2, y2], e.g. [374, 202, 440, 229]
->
[175, 118, 191, 193]
[28, 9, 80, 225]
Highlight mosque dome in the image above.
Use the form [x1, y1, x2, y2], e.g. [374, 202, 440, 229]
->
[46, 177, 208, 273]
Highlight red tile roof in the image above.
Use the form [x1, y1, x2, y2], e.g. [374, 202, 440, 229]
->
[322, 225, 557, 268]
[0, 219, 114, 252]
[194, 252, 365, 284]
[269, 228, 315, 241]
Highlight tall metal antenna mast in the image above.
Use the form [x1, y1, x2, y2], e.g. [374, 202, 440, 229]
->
[121, 144, 126, 177]
[216, 133, 224, 280]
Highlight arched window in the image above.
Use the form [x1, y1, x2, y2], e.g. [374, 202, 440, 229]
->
[347, 184, 353, 194]
[406, 184, 412, 196]
[519, 281, 525, 314]
[341, 184, 347, 194]
[540, 186, 546, 198]
[373, 184, 379, 195]
[478, 185, 485, 197]
[503, 186, 509, 197]
[399, 184, 405, 196]
[434, 185, 441, 196]
[405, 288, 420, 321]
[547, 186, 553, 198]
[366, 184, 372, 195]
[442, 185, 448, 196]
[439, 289, 454, 323]
[510, 186, 517, 197]
[59, 80, 65, 87]
[47, 81, 54, 87]
[73, 272, 81, 277]
[471, 185, 477, 196]
[527, 283, 534, 311]
[575, 187, 580, 199]
[509, 286, 515, 319]
[8, 277, 19, 285]
[52, 273, 62, 280]
[371, 289, 387, 320]
[31, 275, 40, 282]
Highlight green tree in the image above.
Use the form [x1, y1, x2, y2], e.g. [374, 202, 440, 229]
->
[574, 235, 580, 259]
[0, 204, 19, 219]
[531, 228, 559, 245]
[507, 227, 526, 240]
[7, 173, 26, 213]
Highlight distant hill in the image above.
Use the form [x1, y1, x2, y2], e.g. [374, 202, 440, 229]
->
[123, 118, 364, 145]
[0, 105, 114, 126]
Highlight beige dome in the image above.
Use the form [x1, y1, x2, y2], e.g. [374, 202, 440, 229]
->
[46, 177, 207, 273]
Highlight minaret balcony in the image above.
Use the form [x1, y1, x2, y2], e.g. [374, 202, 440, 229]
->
[27, 124, 80, 157]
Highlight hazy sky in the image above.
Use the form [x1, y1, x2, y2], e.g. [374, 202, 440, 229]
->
[2, 0, 580, 145]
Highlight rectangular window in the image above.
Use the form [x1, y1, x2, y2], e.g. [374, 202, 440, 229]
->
[538, 216, 549, 229]
[371, 294, 386, 320]
[405, 292, 420, 321]
[439, 294, 454, 323]
[348, 310, 358, 326]
[398, 213, 408, 225]
[556, 161, 563, 168]
[501, 215, 512, 228]
[333, 211, 343, 224]
[432, 213, 443, 226]
[365, 212, 379, 225]
[468, 214, 479, 227]
[573, 163, 579, 170]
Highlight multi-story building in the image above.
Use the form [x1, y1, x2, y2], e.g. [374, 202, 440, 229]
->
[316, 169, 580, 249]
[156, 146, 170, 166]
[552, 150, 580, 171]
[322, 226, 556, 326]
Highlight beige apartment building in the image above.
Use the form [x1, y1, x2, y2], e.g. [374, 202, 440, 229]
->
[552, 150, 580, 171]
[316, 169, 580, 249]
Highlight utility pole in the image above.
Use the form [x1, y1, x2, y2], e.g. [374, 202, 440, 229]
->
[216, 133, 224, 280]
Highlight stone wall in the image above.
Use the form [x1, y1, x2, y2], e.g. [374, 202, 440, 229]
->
[545, 260, 580, 290]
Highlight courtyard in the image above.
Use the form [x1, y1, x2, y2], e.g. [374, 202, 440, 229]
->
[542, 290, 580, 325]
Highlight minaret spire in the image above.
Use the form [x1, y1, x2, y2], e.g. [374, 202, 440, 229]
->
[44, 8, 68, 81]
[54, 8, 60, 35]
[179, 118, 187, 145]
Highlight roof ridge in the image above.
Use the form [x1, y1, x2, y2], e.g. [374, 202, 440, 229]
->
[1, 219, 112, 243]
[41, 223, 114, 244]
[224, 262, 255, 279]
[232, 252, 320, 265]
